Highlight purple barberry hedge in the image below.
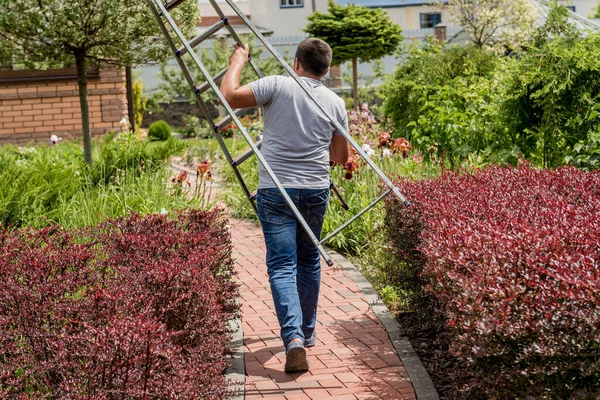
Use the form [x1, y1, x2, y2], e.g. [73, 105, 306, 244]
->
[0, 209, 238, 399]
[385, 164, 600, 398]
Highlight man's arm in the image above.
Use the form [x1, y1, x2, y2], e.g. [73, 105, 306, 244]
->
[220, 43, 258, 109]
[330, 135, 349, 165]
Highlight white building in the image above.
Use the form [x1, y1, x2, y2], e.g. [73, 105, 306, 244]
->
[196, 0, 459, 37]
[138, 0, 599, 91]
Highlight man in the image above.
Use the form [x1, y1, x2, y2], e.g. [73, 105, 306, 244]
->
[221, 38, 349, 373]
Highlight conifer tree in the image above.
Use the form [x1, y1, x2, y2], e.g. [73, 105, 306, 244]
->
[304, 0, 402, 109]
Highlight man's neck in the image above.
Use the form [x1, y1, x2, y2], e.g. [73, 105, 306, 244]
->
[297, 72, 322, 81]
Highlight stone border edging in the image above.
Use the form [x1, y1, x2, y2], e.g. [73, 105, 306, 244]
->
[226, 311, 245, 400]
[327, 249, 440, 400]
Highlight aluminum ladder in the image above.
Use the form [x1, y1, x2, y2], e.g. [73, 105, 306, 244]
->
[146, 0, 410, 267]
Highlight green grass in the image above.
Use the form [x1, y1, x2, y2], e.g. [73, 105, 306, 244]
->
[0, 133, 207, 229]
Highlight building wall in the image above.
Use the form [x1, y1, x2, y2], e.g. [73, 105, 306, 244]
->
[250, 0, 329, 36]
[0, 67, 127, 146]
[403, 6, 457, 30]
[198, 0, 251, 20]
[562, 0, 596, 18]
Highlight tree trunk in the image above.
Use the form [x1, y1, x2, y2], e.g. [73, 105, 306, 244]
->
[75, 51, 93, 165]
[352, 58, 358, 110]
[126, 66, 135, 132]
[311, 0, 316, 12]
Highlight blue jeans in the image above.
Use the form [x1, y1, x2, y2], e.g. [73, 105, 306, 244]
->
[257, 187, 329, 347]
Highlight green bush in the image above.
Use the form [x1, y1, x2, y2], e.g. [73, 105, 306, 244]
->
[494, 6, 600, 168]
[382, 40, 501, 167]
[382, 5, 600, 170]
[148, 120, 172, 141]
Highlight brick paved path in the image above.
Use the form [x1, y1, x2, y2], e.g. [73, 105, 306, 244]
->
[231, 218, 417, 400]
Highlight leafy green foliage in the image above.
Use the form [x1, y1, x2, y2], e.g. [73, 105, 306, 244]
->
[148, 120, 173, 141]
[304, 0, 402, 66]
[497, 6, 600, 167]
[0, 134, 198, 229]
[0, 0, 197, 66]
[383, 5, 600, 169]
[382, 40, 503, 167]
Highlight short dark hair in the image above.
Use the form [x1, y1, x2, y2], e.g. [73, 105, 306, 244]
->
[295, 38, 332, 77]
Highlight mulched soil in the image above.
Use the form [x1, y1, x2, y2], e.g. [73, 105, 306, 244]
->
[395, 307, 476, 400]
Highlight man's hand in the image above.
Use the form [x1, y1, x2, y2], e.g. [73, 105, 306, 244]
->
[230, 43, 250, 66]
[221, 43, 257, 109]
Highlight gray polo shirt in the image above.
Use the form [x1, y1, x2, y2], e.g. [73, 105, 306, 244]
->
[248, 75, 348, 190]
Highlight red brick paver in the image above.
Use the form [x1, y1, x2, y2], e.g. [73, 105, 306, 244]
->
[231, 218, 416, 400]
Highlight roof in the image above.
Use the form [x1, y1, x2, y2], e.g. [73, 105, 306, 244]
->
[447, 0, 600, 45]
[533, 0, 600, 32]
[337, 0, 445, 7]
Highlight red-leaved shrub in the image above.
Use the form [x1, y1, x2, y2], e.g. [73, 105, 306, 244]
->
[0, 209, 238, 399]
[385, 164, 600, 398]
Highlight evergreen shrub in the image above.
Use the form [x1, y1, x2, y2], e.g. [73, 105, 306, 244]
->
[148, 120, 172, 141]
[0, 209, 237, 398]
[385, 164, 600, 398]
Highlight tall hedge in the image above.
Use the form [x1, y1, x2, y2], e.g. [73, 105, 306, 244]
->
[385, 164, 600, 398]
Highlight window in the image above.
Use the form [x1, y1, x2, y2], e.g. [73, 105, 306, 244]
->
[280, 0, 303, 8]
[567, 5, 576, 12]
[420, 13, 442, 28]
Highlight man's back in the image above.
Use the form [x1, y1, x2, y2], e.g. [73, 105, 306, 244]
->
[249, 75, 347, 190]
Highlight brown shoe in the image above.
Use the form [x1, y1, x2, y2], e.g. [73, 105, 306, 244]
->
[284, 341, 309, 373]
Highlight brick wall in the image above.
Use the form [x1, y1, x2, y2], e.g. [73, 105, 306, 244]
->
[0, 66, 128, 146]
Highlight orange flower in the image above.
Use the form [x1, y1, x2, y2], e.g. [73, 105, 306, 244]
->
[198, 160, 210, 175]
[379, 132, 391, 148]
[393, 138, 411, 158]
[171, 170, 188, 185]
[343, 156, 359, 180]
[197, 160, 212, 180]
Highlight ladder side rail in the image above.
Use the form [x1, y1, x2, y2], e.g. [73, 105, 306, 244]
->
[206, 0, 264, 80]
[222, 0, 410, 207]
[152, 0, 335, 266]
[148, 0, 257, 213]
[320, 189, 392, 245]
[148, 1, 215, 124]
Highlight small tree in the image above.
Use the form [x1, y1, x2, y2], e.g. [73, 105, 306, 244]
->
[439, 0, 535, 48]
[0, 0, 197, 165]
[304, 0, 402, 109]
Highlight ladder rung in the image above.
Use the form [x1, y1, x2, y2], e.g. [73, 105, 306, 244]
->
[232, 140, 262, 167]
[249, 191, 257, 203]
[164, 0, 186, 11]
[213, 109, 247, 132]
[195, 67, 229, 95]
[176, 18, 228, 57]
